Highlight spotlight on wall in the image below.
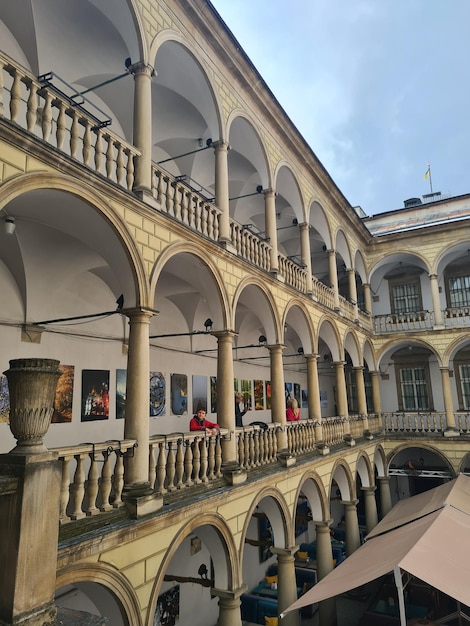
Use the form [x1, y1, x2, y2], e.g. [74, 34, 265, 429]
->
[204, 318, 213, 332]
[4, 216, 16, 236]
[297, 347, 304, 355]
[258, 335, 267, 346]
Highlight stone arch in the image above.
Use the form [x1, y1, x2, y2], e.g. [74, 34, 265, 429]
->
[56, 561, 142, 626]
[233, 277, 282, 344]
[146, 513, 240, 626]
[282, 299, 316, 355]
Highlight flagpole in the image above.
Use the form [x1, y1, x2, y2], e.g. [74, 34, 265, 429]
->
[427, 163, 433, 193]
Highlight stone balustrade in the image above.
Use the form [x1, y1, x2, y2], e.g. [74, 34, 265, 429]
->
[383, 412, 447, 434]
[312, 278, 336, 309]
[278, 255, 308, 292]
[374, 310, 433, 333]
[0, 52, 139, 191]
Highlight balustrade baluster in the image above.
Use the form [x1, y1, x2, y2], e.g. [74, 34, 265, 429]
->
[253, 429, 261, 466]
[105, 135, 114, 179]
[26, 80, 38, 132]
[69, 453, 87, 520]
[192, 437, 202, 484]
[9, 69, 21, 122]
[116, 144, 125, 186]
[126, 149, 134, 190]
[237, 431, 245, 468]
[41, 92, 53, 142]
[215, 436, 223, 478]
[59, 457, 72, 523]
[175, 439, 185, 489]
[99, 452, 113, 511]
[166, 442, 176, 491]
[181, 189, 189, 225]
[112, 453, 124, 507]
[82, 119, 92, 166]
[199, 438, 209, 483]
[56, 101, 66, 150]
[207, 437, 216, 480]
[85, 455, 100, 516]
[243, 431, 250, 469]
[156, 442, 167, 494]
[184, 442, 194, 486]
[94, 130, 104, 173]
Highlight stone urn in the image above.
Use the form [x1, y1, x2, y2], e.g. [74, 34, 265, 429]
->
[4, 358, 61, 454]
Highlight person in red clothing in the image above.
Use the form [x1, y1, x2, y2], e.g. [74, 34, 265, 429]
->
[286, 397, 300, 421]
[190, 407, 219, 435]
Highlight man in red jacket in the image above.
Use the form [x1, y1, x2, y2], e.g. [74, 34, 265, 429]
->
[190, 407, 219, 435]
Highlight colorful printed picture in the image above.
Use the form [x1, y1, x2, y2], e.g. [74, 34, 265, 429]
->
[265, 381, 271, 410]
[301, 389, 308, 409]
[241, 379, 252, 409]
[81, 370, 110, 422]
[171, 373, 187, 415]
[154, 585, 180, 626]
[294, 383, 301, 405]
[0, 374, 10, 423]
[210, 376, 217, 413]
[254, 379, 264, 410]
[192, 375, 207, 413]
[320, 390, 328, 408]
[285, 382, 293, 406]
[116, 369, 127, 419]
[52, 364, 74, 423]
[150, 371, 166, 417]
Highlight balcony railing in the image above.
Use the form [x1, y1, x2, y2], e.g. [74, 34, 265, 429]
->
[53, 416, 380, 525]
[444, 307, 470, 328]
[374, 310, 433, 333]
[0, 52, 140, 191]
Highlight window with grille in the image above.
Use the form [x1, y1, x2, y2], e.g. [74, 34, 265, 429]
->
[392, 282, 420, 314]
[345, 367, 357, 413]
[459, 364, 470, 410]
[448, 275, 470, 308]
[399, 367, 429, 410]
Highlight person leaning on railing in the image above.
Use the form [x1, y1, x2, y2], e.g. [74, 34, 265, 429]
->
[190, 407, 219, 436]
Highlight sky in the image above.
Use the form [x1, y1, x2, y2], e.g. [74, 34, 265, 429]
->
[210, 0, 470, 216]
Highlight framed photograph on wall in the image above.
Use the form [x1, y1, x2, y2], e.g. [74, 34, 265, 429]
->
[192, 374, 207, 413]
[154, 585, 180, 626]
[171, 373, 187, 415]
[210, 376, 217, 413]
[254, 379, 264, 410]
[52, 364, 74, 423]
[81, 370, 109, 421]
[265, 381, 271, 410]
[150, 371, 165, 417]
[116, 369, 126, 419]
[0, 374, 9, 423]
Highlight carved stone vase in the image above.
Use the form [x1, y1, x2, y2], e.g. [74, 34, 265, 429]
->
[4, 357, 61, 454]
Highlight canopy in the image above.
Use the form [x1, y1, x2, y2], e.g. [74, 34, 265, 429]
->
[281, 474, 470, 618]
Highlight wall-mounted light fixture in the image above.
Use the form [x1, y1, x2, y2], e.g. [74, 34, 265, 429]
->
[4, 216, 16, 236]
[258, 335, 267, 346]
[204, 318, 213, 332]
[150, 320, 214, 339]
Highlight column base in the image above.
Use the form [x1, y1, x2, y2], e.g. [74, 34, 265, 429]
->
[315, 442, 330, 455]
[277, 450, 296, 467]
[123, 483, 162, 518]
[222, 462, 247, 485]
[363, 430, 374, 440]
[133, 188, 158, 208]
[218, 239, 237, 255]
[443, 428, 461, 438]
[343, 434, 356, 446]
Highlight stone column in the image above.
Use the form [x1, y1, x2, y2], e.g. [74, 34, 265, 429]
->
[213, 140, 231, 243]
[361, 486, 378, 534]
[0, 358, 62, 626]
[314, 520, 337, 626]
[130, 62, 154, 195]
[370, 370, 382, 414]
[429, 273, 444, 327]
[328, 249, 340, 310]
[299, 222, 313, 294]
[306, 354, 326, 448]
[363, 282, 372, 314]
[440, 366, 459, 436]
[341, 499, 361, 555]
[214, 331, 246, 483]
[269, 344, 287, 451]
[333, 361, 350, 442]
[264, 188, 279, 275]
[123, 309, 159, 515]
[270, 547, 300, 626]
[211, 587, 246, 626]
[354, 366, 370, 435]
[347, 268, 359, 320]
[377, 476, 393, 517]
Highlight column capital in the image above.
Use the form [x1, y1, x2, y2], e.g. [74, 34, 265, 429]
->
[429, 273, 438, 280]
[121, 306, 157, 319]
[377, 475, 390, 484]
[263, 187, 276, 198]
[212, 138, 230, 151]
[212, 329, 238, 340]
[327, 248, 336, 256]
[332, 360, 346, 368]
[353, 365, 364, 372]
[361, 485, 377, 494]
[341, 498, 359, 508]
[270, 545, 299, 559]
[312, 518, 333, 530]
[305, 353, 320, 362]
[128, 61, 155, 77]
[211, 586, 248, 600]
